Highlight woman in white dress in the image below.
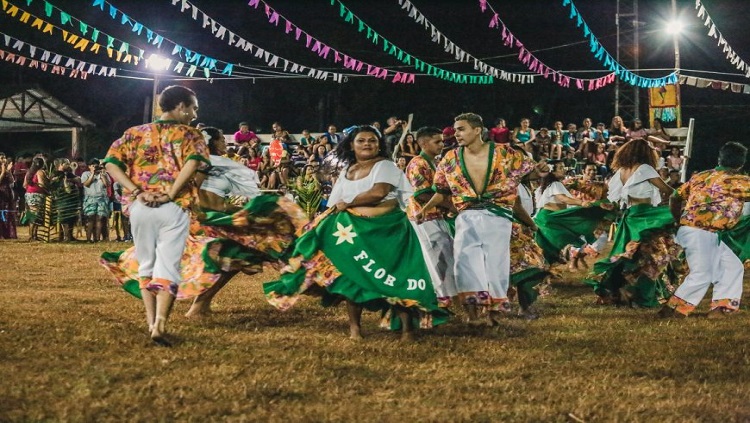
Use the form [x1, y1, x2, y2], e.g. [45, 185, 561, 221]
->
[533, 160, 614, 268]
[263, 125, 448, 341]
[585, 139, 682, 307]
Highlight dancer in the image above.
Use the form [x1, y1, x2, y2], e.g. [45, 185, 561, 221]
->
[510, 176, 550, 319]
[586, 139, 680, 307]
[533, 161, 613, 269]
[264, 125, 448, 340]
[405, 126, 457, 309]
[184, 127, 308, 317]
[102, 85, 209, 346]
[660, 142, 750, 318]
[564, 163, 610, 258]
[418, 113, 541, 325]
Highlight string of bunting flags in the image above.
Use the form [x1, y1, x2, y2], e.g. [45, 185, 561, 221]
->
[559, 0, 678, 88]
[0, 47, 99, 79]
[694, 0, 750, 78]
[1, 0, 144, 65]
[478, 0, 614, 91]
[245, 0, 416, 84]
[167, 0, 349, 83]
[679, 74, 750, 95]
[1, 30, 117, 78]
[89, 0, 239, 78]
[395, 0, 532, 84]
[325, 0, 493, 84]
[0, 0, 239, 80]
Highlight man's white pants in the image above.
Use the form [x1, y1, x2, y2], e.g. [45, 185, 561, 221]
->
[672, 225, 743, 309]
[410, 219, 456, 304]
[130, 201, 190, 292]
[453, 209, 512, 302]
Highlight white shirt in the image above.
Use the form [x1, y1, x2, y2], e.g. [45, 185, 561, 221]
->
[534, 181, 573, 209]
[518, 184, 534, 216]
[327, 160, 412, 208]
[607, 164, 660, 207]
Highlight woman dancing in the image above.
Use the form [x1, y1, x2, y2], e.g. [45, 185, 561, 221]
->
[263, 125, 448, 341]
[533, 160, 614, 269]
[585, 139, 682, 307]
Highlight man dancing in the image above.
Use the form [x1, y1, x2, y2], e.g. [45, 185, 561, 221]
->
[418, 113, 540, 324]
[406, 126, 457, 308]
[103, 85, 210, 345]
[660, 141, 750, 318]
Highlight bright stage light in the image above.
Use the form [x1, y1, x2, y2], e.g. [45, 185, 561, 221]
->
[146, 54, 172, 72]
[665, 19, 683, 35]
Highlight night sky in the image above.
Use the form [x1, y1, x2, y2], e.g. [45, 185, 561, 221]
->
[1, 0, 749, 170]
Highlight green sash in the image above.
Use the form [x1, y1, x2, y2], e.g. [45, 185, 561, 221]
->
[719, 215, 750, 262]
[264, 208, 448, 326]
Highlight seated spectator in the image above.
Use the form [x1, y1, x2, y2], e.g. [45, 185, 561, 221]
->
[512, 117, 535, 154]
[233, 121, 259, 146]
[666, 147, 684, 171]
[398, 132, 419, 163]
[442, 126, 458, 153]
[245, 147, 262, 171]
[323, 124, 341, 145]
[550, 121, 565, 160]
[667, 169, 682, 189]
[224, 147, 242, 162]
[383, 117, 405, 153]
[588, 143, 609, 176]
[290, 145, 308, 168]
[271, 121, 291, 143]
[565, 123, 578, 156]
[596, 122, 609, 144]
[625, 118, 648, 141]
[534, 127, 552, 159]
[396, 156, 407, 172]
[308, 145, 329, 165]
[489, 118, 510, 144]
[299, 129, 316, 149]
[608, 115, 627, 145]
[257, 151, 275, 189]
[562, 150, 578, 175]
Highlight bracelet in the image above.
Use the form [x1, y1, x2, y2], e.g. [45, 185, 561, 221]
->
[130, 188, 142, 197]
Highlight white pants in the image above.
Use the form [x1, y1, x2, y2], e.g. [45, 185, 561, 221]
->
[454, 209, 512, 301]
[411, 219, 456, 302]
[130, 201, 190, 290]
[672, 226, 743, 307]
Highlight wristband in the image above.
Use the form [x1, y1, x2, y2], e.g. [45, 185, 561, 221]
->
[130, 188, 143, 197]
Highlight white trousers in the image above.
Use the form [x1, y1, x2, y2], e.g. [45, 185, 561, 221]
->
[130, 201, 190, 287]
[453, 209, 512, 300]
[411, 219, 457, 301]
[673, 226, 744, 306]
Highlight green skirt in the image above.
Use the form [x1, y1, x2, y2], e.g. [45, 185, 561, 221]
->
[510, 222, 550, 308]
[100, 195, 308, 300]
[534, 204, 613, 264]
[263, 208, 449, 330]
[585, 204, 683, 307]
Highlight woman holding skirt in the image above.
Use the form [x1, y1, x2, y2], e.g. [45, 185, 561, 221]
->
[263, 125, 448, 341]
[533, 160, 614, 268]
[585, 139, 683, 307]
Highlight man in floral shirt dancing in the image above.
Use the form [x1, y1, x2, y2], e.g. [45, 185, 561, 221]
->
[103, 85, 210, 345]
[661, 142, 750, 318]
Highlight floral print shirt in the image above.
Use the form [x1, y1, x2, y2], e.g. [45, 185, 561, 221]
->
[406, 153, 443, 222]
[674, 167, 750, 231]
[103, 120, 210, 214]
[434, 142, 535, 215]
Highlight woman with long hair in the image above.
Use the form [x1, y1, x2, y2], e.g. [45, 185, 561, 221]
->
[512, 118, 535, 154]
[398, 132, 419, 163]
[585, 139, 683, 307]
[263, 125, 448, 341]
[23, 156, 48, 241]
[533, 160, 614, 269]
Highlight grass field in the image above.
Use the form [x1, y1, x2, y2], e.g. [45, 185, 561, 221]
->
[2, 228, 750, 422]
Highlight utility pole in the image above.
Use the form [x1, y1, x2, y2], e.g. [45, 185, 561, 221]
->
[615, 0, 640, 122]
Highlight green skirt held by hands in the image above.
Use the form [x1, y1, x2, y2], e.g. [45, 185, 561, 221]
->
[264, 208, 449, 330]
[585, 204, 684, 307]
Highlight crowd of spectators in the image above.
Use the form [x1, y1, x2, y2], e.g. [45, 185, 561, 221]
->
[0, 114, 686, 241]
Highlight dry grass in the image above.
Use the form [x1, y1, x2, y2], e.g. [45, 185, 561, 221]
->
[2, 227, 750, 422]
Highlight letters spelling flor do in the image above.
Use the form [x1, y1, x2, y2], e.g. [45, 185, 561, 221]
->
[353, 250, 426, 290]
